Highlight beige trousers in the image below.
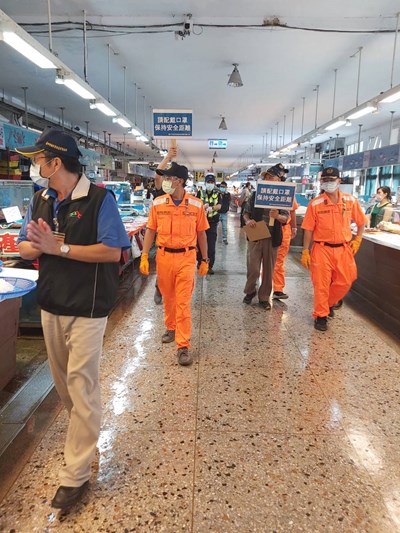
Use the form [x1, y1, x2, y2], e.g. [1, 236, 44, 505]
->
[244, 238, 278, 303]
[41, 310, 107, 487]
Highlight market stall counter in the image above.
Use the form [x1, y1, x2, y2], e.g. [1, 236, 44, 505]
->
[352, 230, 400, 337]
[0, 268, 38, 389]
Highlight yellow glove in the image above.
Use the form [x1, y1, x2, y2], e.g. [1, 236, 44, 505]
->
[139, 253, 149, 275]
[349, 235, 362, 255]
[301, 249, 311, 269]
[198, 261, 209, 277]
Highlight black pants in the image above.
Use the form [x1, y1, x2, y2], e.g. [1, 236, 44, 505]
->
[199, 222, 218, 269]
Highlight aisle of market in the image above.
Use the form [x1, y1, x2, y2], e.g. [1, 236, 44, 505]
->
[1, 214, 400, 532]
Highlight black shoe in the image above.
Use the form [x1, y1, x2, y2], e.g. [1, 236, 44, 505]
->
[328, 307, 335, 318]
[273, 291, 288, 300]
[208, 268, 215, 275]
[314, 317, 328, 331]
[51, 481, 89, 509]
[243, 291, 256, 304]
[154, 286, 162, 305]
[331, 299, 343, 310]
[223, 240, 228, 245]
[259, 301, 272, 310]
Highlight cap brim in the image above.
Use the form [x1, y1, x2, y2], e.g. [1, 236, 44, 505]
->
[155, 168, 174, 176]
[15, 145, 45, 156]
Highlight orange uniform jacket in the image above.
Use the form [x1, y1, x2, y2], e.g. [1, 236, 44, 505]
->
[301, 191, 366, 243]
[147, 192, 209, 247]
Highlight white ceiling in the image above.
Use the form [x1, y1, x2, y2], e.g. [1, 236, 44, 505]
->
[0, 1, 400, 173]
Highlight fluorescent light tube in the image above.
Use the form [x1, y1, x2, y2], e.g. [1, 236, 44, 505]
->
[347, 106, 376, 119]
[129, 127, 141, 136]
[113, 117, 130, 128]
[3, 31, 56, 69]
[137, 135, 148, 142]
[63, 78, 95, 100]
[380, 90, 400, 104]
[325, 120, 347, 131]
[95, 102, 117, 117]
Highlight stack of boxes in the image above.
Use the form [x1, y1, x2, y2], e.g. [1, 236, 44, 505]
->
[0, 152, 22, 180]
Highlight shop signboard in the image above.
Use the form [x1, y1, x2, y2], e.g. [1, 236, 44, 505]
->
[368, 144, 400, 167]
[153, 109, 192, 137]
[254, 181, 296, 209]
[3, 124, 39, 151]
[208, 139, 227, 149]
[342, 152, 365, 171]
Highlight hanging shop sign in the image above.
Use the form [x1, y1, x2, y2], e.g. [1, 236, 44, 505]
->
[3, 123, 39, 151]
[208, 139, 228, 149]
[79, 147, 101, 170]
[368, 144, 400, 167]
[153, 109, 193, 137]
[342, 153, 365, 171]
[254, 181, 296, 209]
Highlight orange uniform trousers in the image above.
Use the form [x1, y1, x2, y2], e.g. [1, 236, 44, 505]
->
[273, 223, 291, 292]
[310, 242, 357, 318]
[156, 248, 196, 349]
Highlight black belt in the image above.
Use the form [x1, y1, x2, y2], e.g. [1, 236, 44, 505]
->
[314, 241, 345, 248]
[159, 246, 196, 253]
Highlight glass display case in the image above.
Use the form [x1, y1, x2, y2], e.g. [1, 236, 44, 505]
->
[0, 180, 33, 219]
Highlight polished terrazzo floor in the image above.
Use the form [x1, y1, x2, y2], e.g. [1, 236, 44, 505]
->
[1, 213, 400, 532]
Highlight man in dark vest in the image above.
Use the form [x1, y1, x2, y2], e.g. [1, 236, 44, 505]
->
[242, 167, 290, 309]
[197, 173, 222, 274]
[16, 129, 130, 510]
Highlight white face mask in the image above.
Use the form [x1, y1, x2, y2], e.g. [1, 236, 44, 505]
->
[30, 162, 49, 188]
[321, 181, 339, 193]
[205, 183, 214, 192]
[162, 180, 175, 194]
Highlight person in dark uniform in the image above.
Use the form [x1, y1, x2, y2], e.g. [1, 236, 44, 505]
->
[218, 181, 231, 244]
[197, 173, 222, 275]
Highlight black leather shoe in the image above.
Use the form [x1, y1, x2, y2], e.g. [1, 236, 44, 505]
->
[259, 301, 271, 310]
[51, 481, 89, 509]
[331, 299, 343, 310]
[243, 291, 256, 304]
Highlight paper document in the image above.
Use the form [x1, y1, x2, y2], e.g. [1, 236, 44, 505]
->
[243, 220, 271, 241]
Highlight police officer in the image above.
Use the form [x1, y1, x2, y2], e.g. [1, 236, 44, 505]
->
[301, 167, 366, 331]
[197, 173, 222, 275]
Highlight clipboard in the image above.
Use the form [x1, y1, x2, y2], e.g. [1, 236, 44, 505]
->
[243, 220, 271, 241]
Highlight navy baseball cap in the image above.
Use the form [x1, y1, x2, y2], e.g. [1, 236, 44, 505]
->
[321, 167, 340, 178]
[156, 161, 188, 183]
[15, 129, 82, 159]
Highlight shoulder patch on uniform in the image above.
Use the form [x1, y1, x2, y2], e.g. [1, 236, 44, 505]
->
[343, 195, 355, 202]
[188, 197, 203, 208]
[311, 197, 325, 206]
[153, 196, 167, 206]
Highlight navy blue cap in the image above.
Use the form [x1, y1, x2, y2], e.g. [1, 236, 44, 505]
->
[15, 129, 82, 159]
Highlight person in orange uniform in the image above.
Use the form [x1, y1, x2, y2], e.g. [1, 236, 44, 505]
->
[301, 167, 366, 331]
[272, 163, 299, 300]
[139, 162, 209, 365]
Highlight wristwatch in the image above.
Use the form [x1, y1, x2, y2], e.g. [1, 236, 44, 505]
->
[60, 243, 71, 257]
[201, 258, 210, 263]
